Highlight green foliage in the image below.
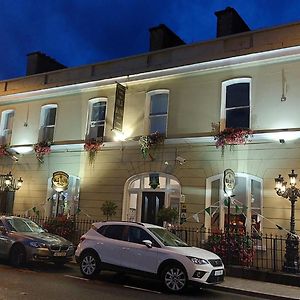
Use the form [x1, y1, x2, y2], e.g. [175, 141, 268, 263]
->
[101, 200, 118, 220]
[205, 233, 254, 266]
[43, 216, 75, 241]
[157, 207, 178, 224]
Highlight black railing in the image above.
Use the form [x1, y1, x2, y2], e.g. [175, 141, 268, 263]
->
[13, 215, 298, 273]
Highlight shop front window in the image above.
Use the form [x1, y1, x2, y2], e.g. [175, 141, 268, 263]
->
[205, 173, 263, 235]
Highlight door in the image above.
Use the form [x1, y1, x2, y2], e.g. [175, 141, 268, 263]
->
[141, 192, 164, 225]
[0, 192, 14, 214]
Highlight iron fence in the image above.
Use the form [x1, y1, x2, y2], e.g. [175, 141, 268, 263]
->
[13, 215, 296, 273]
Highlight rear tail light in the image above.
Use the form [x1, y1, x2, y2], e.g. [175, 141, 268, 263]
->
[79, 236, 86, 243]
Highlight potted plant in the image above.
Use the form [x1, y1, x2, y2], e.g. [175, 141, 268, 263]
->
[138, 131, 164, 160]
[157, 207, 178, 226]
[84, 138, 103, 165]
[212, 123, 253, 156]
[101, 200, 118, 221]
[34, 141, 52, 163]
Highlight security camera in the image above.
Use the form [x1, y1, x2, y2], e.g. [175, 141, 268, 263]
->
[176, 156, 186, 165]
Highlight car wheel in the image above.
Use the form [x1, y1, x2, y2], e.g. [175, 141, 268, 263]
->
[161, 263, 187, 293]
[80, 251, 101, 279]
[10, 244, 26, 267]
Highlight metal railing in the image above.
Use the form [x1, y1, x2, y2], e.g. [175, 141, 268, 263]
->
[13, 215, 296, 273]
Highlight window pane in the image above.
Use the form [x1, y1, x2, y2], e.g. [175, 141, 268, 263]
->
[91, 102, 106, 122]
[130, 179, 140, 189]
[150, 115, 167, 134]
[150, 94, 168, 115]
[251, 180, 261, 209]
[226, 83, 249, 108]
[102, 225, 125, 240]
[233, 177, 247, 206]
[4, 111, 14, 130]
[170, 179, 179, 189]
[226, 108, 249, 128]
[211, 179, 220, 205]
[45, 107, 56, 126]
[159, 177, 166, 188]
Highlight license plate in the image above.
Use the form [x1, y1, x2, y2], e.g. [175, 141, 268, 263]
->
[53, 252, 66, 257]
[215, 270, 223, 276]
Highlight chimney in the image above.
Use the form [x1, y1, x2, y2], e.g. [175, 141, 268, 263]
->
[26, 51, 66, 75]
[149, 24, 185, 51]
[215, 7, 250, 38]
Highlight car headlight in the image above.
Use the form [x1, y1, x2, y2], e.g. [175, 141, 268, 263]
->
[29, 241, 48, 248]
[187, 256, 209, 265]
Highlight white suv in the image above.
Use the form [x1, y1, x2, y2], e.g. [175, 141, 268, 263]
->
[75, 221, 224, 293]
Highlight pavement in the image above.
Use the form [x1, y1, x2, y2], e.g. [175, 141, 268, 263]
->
[213, 276, 300, 300]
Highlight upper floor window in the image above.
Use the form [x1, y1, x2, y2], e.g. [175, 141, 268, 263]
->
[221, 78, 251, 129]
[38, 104, 57, 142]
[86, 98, 107, 141]
[0, 109, 14, 145]
[147, 90, 169, 135]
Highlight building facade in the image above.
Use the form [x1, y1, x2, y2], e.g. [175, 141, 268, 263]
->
[0, 8, 300, 236]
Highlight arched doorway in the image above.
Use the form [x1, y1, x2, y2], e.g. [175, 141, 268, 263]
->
[122, 172, 181, 225]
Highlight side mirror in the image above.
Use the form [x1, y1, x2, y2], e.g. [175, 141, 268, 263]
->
[142, 240, 153, 248]
[0, 226, 7, 235]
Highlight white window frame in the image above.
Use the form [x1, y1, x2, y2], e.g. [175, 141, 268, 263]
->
[86, 98, 107, 140]
[220, 78, 251, 130]
[39, 104, 57, 142]
[0, 109, 14, 145]
[145, 90, 169, 136]
[205, 172, 263, 233]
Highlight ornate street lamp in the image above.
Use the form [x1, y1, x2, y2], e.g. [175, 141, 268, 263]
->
[0, 171, 23, 192]
[274, 170, 300, 273]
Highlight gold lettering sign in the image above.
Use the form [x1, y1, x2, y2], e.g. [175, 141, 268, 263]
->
[52, 171, 69, 192]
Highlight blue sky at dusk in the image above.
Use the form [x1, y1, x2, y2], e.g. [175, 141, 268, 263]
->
[1, 0, 300, 80]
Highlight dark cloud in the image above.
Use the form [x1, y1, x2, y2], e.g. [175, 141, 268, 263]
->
[0, 0, 300, 80]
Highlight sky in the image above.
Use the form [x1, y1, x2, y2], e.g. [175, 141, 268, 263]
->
[1, 0, 300, 81]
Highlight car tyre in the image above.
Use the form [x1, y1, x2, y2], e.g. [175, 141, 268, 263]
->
[10, 244, 26, 267]
[161, 263, 187, 293]
[80, 251, 101, 279]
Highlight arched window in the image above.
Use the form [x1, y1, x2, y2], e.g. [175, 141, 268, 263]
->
[205, 172, 263, 235]
[122, 173, 181, 225]
[221, 78, 251, 130]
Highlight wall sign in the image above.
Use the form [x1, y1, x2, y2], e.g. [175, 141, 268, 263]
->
[52, 171, 69, 192]
[223, 169, 235, 192]
[112, 83, 126, 132]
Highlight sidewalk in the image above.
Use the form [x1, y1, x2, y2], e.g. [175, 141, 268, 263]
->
[212, 276, 300, 300]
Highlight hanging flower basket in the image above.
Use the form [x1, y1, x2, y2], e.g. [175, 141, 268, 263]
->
[0, 144, 9, 157]
[138, 131, 164, 160]
[84, 138, 103, 165]
[34, 141, 51, 163]
[213, 125, 253, 156]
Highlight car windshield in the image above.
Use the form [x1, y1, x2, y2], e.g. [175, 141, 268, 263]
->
[7, 218, 44, 233]
[148, 227, 188, 247]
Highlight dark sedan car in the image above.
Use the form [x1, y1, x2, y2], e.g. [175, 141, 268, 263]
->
[0, 216, 74, 267]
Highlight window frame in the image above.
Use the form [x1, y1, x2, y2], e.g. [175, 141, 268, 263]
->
[86, 97, 107, 141]
[39, 104, 57, 142]
[205, 172, 263, 234]
[0, 109, 15, 144]
[220, 78, 251, 130]
[145, 90, 169, 136]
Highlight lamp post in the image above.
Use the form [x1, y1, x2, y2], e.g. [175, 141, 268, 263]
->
[275, 170, 300, 273]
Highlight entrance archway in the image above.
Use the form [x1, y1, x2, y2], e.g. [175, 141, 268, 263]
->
[122, 172, 181, 224]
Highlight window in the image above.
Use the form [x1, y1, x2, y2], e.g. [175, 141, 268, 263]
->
[205, 172, 262, 235]
[128, 226, 159, 247]
[0, 109, 14, 145]
[221, 78, 251, 129]
[86, 98, 107, 140]
[38, 104, 57, 142]
[98, 225, 125, 240]
[147, 90, 169, 135]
